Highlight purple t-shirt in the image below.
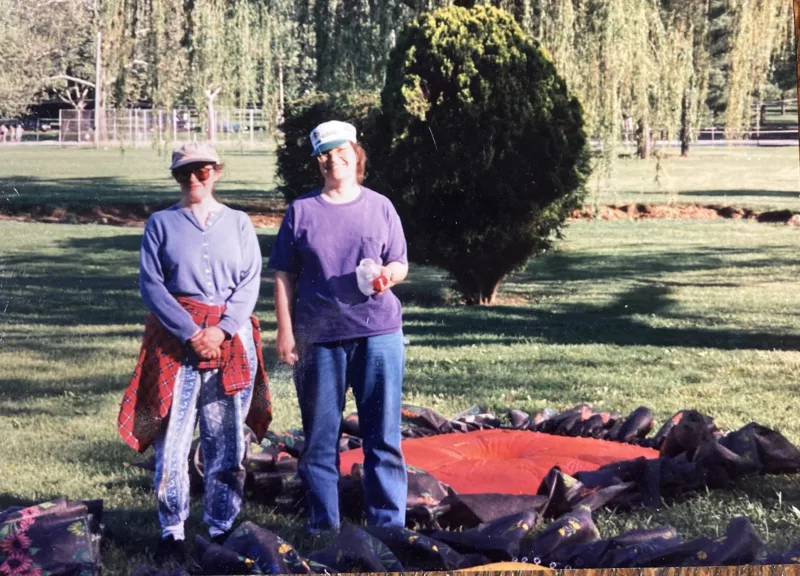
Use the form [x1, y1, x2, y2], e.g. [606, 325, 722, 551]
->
[268, 187, 407, 344]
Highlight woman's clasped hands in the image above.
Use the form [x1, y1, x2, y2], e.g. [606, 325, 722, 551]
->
[189, 326, 226, 360]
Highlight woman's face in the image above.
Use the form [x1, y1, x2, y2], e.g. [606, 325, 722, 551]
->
[175, 163, 220, 203]
[317, 143, 357, 184]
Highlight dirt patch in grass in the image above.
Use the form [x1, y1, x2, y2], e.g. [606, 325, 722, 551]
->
[570, 203, 800, 225]
[1, 201, 799, 228]
[0, 202, 285, 228]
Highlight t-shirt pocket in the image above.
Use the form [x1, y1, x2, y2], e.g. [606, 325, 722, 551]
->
[358, 236, 384, 265]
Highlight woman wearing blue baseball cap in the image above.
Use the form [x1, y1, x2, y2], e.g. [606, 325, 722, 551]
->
[268, 121, 409, 534]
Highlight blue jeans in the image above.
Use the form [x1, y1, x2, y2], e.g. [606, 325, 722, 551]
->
[153, 323, 256, 540]
[294, 330, 407, 531]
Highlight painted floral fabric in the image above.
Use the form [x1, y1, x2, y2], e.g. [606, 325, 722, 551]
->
[0, 499, 102, 576]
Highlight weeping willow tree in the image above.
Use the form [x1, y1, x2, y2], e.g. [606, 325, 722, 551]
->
[25, 0, 788, 147]
[186, 0, 271, 139]
[295, 0, 318, 95]
[725, 0, 793, 136]
[257, 2, 278, 122]
[335, 0, 372, 88]
[532, 0, 694, 163]
[314, 0, 336, 90]
[145, 0, 189, 109]
[227, 0, 260, 110]
[85, 0, 141, 140]
[311, 0, 414, 92]
[190, 0, 226, 139]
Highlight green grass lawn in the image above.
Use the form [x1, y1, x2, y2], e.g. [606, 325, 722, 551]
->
[0, 145, 280, 212]
[1, 144, 799, 213]
[588, 147, 800, 211]
[2, 217, 800, 573]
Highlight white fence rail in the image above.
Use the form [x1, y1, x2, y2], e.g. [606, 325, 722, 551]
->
[58, 108, 274, 146]
[42, 107, 800, 149]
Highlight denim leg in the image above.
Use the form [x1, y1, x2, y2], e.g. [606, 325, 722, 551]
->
[349, 331, 407, 527]
[198, 324, 257, 536]
[153, 364, 201, 540]
[293, 342, 348, 531]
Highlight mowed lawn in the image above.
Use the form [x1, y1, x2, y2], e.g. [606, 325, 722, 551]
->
[1, 144, 800, 573]
[2, 216, 800, 572]
[1, 144, 799, 212]
[0, 144, 280, 211]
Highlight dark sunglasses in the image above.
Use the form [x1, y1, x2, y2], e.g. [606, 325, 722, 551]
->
[173, 163, 213, 183]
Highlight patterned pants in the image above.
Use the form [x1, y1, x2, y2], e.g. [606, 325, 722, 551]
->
[153, 324, 256, 540]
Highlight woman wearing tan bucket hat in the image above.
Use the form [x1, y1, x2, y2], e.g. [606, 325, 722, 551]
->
[117, 141, 272, 564]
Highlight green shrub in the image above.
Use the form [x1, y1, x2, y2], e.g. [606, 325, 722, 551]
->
[374, 5, 592, 304]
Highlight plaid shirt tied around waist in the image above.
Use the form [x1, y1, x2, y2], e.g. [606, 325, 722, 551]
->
[118, 297, 272, 453]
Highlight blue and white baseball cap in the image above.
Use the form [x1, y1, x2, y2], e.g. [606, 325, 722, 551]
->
[310, 120, 357, 157]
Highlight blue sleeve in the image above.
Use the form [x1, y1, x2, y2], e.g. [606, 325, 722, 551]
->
[383, 202, 408, 265]
[218, 215, 263, 337]
[139, 218, 199, 342]
[267, 204, 300, 274]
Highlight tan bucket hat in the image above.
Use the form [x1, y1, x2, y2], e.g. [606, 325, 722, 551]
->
[169, 141, 220, 171]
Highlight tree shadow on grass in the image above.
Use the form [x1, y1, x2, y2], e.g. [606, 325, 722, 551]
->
[6, 226, 800, 362]
[403, 282, 800, 352]
[1, 175, 281, 210]
[3, 231, 280, 329]
[0, 371, 131, 404]
[516, 245, 798, 284]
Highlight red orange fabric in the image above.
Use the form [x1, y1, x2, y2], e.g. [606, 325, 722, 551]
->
[339, 429, 659, 494]
[117, 297, 271, 453]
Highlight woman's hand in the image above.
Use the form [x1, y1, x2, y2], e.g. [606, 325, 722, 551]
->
[374, 267, 396, 296]
[275, 329, 299, 366]
[374, 262, 408, 296]
[189, 327, 226, 360]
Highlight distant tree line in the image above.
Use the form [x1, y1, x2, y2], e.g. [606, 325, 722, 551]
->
[0, 0, 794, 154]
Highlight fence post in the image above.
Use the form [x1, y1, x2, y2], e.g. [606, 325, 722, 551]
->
[250, 109, 254, 146]
[77, 110, 82, 143]
[173, 109, 177, 143]
[58, 110, 62, 146]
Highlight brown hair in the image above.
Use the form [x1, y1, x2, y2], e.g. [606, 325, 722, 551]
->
[317, 142, 367, 184]
[352, 142, 367, 184]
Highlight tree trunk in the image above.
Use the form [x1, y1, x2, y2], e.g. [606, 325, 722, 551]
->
[679, 89, 690, 157]
[795, 0, 800, 165]
[206, 87, 221, 142]
[781, 91, 786, 115]
[460, 273, 502, 305]
[636, 118, 651, 159]
[94, 30, 102, 148]
[278, 60, 285, 125]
